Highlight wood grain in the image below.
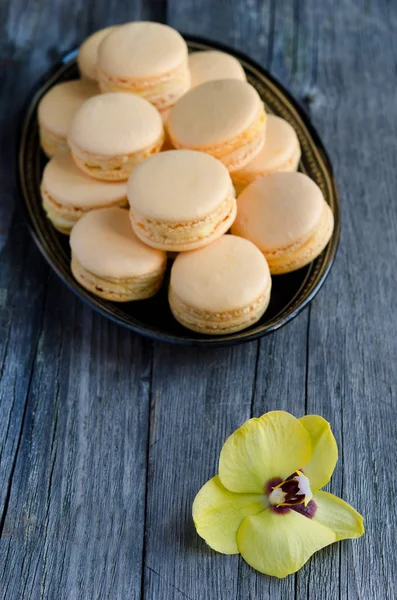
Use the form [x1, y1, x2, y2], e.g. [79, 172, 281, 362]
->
[300, 2, 396, 598]
[1, 0, 397, 598]
[0, 273, 153, 599]
[0, 1, 164, 599]
[145, 3, 310, 599]
[0, 221, 48, 525]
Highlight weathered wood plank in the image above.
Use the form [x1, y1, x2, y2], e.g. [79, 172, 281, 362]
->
[287, 3, 345, 598]
[0, 220, 48, 523]
[235, 318, 309, 600]
[142, 324, 310, 600]
[0, 1, 165, 598]
[0, 273, 152, 599]
[297, 1, 397, 598]
[146, 1, 397, 598]
[1, 0, 397, 599]
[142, 2, 312, 599]
[143, 342, 259, 600]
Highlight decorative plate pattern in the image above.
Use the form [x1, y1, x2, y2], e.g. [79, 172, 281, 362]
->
[18, 35, 340, 346]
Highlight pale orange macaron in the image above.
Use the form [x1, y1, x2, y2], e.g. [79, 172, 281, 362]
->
[70, 207, 167, 302]
[128, 150, 236, 252]
[231, 114, 301, 194]
[188, 50, 246, 88]
[97, 22, 190, 115]
[40, 153, 127, 234]
[167, 79, 267, 172]
[37, 79, 98, 157]
[77, 26, 117, 81]
[169, 235, 272, 335]
[231, 172, 334, 274]
[68, 92, 164, 181]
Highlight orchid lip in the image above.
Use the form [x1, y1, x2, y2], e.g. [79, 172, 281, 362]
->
[267, 470, 313, 509]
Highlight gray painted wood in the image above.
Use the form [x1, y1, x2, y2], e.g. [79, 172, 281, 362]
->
[1, 275, 152, 599]
[145, 3, 310, 599]
[301, 3, 396, 598]
[1, 0, 396, 598]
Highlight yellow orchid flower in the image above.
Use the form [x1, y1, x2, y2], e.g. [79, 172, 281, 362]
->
[193, 410, 364, 578]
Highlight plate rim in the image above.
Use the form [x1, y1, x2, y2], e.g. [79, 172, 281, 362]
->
[17, 34, 340, 347]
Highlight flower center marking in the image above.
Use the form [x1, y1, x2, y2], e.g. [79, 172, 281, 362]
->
[268, 470, 313, 508]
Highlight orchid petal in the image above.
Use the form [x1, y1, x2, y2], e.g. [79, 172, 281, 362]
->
[219, 411, 312, 494]
[237, 508, 336, 578]
[299, 415, 338, 491]
[313, 491, 364, 540]
[193, 476, 267, 554]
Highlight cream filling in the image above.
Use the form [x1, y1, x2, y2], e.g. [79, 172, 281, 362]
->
[130, 194, 236, 246]
[266, 203, 334, 273]
[39, 125, 68, 157]
[43, 210, 74, 232]
[41, 186, 127, 231]
[71, 255, 166, 301]
[169, 280, 271, 333]
[232, 143, 302, 187]
[222, 131, 266, 172]
[42, 189, 76, 231]
[169, 109, 267, 171]
[69, 135, 164, 178]
[98, 62, 190, 109]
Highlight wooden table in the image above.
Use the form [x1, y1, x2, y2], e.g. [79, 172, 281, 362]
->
[1, 1, 395, 598]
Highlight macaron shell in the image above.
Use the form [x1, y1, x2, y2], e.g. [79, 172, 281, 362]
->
[70, 207, 166, 279]
[98, 22, 188, 79]
[42, 152, 127, 207]
[78, 26, 117, 81]
[169, 286, 270, 334]
[232, 115, 301, 181]
[71, 256, 165, 302]
[189, 50, 246, 88]
[38, 79, 99, 138]
[167, 79, 264, 147]
[39, 125, 69, 158]
[169, 235, 271, 313]
[218, 126, 266, 172]
[41, 186, 127, 235]
[68, 92, 163, 156]
[268, 202, 334, 274]
[128, 150, 234, 221]
[130, 198, 237, 252]
[232, 172, 325, 252]
[160, 108, 171, 125]
[70, 140, 164, 183]
[41, 199, 78, 234]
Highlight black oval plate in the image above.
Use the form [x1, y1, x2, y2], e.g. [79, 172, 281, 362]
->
[18, 35, 340, 346]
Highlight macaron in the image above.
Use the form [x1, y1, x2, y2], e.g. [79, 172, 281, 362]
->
[167, 79, 267, 172]
[231, 115, 301, 194]
[128, 150, 236, 252]
[97, 22, 190, 113]
[188, 50, 246, 88]
[160, 109, 174, 150]
[37, 79, 98, 157]
[160, 108, 171, 125]
[68, 92, 164, 181]
[40, 152, 127, 234]
[231, 172, 334, 274]
[77, 26, 117, 81]
[70, 207, 166, 302]
[169, 235, 272, 335]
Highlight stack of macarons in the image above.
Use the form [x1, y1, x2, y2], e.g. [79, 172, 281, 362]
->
[37, 21, 334, 335]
